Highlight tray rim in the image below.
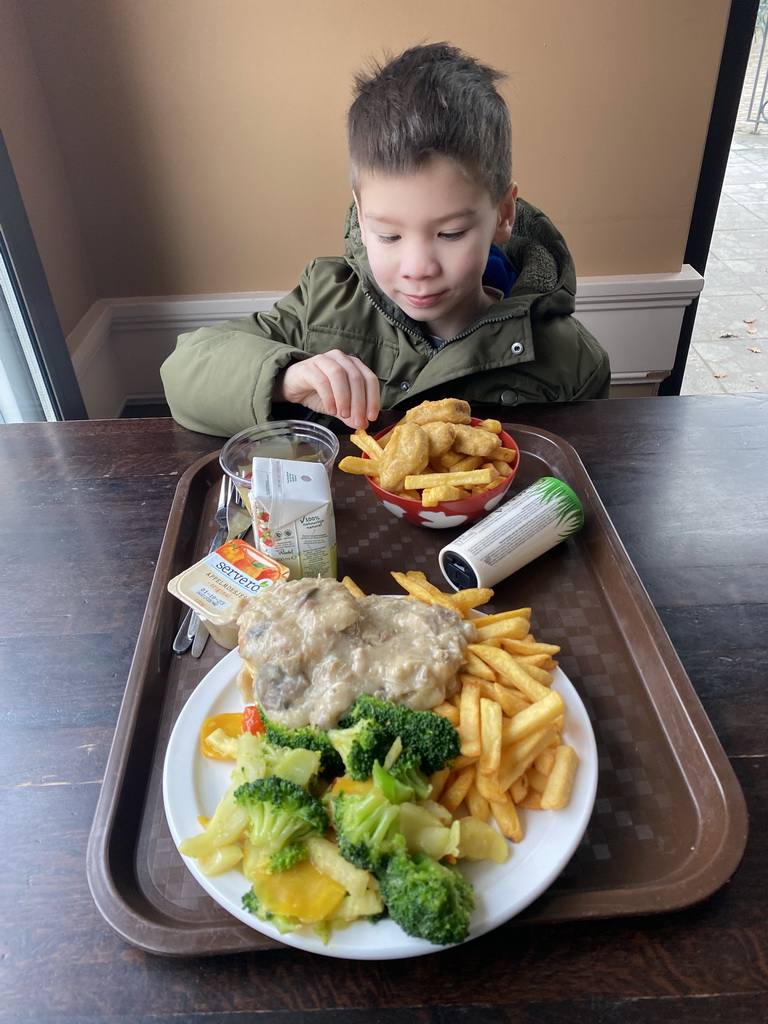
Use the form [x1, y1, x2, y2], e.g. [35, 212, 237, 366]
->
[86, 425, 749, 956]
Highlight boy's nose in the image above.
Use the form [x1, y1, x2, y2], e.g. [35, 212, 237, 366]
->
[400, 243, 439, 279]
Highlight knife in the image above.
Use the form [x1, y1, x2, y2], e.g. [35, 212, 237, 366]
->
[191, 483, 251, 658]
[172, 475, 230, 654]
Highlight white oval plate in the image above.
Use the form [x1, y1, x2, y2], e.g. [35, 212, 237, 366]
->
[163, 646, 598, 959]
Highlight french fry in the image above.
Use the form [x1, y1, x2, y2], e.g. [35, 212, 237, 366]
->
[437, 449, 464, 469]
[493, 682, 530, 718]
[515, 653, 559, 671]
[510, 774, 529, 805]
[533, 748, 557, 776]
[501, 690, 565, 745]
[515, 662, 555, 687]
[432, 701, 460, 726]
[474, 767, 507, 803]
[474, 617, 531, 643]
[404, 467, 496, 490]
[498, 728, 558, 791]
[458, 679, 482, 757]
[451, 753, 481, 770]
[462, 648, 497, 680]
[390, 572, 458, 612]
[465, 783, 491, 822]
[469, 607, 532, 627]
[451, 587, 495, 614]
[428, 767, 451, 802]
[341, 575, 366, 599]
[479, 698, 503, 777]
[350, 430, 384, 460]
[451, 454, 485, 473]
[493, 446, 519, 464]
[428, 765, 450, 802]
[500, 637, 561, 658]
[540, 745, 580, 810]
[422, 484, 467, 507]
[468, 644, 551, 702]
[525, 766, 550, 793]
[338, 455, 379, 475]
[459, 674, 500, 702]
[477, 418, 502, 433]
[517, 790, 542, 811]
[440, 764, 476, 814]
[490, 793, 523, 843]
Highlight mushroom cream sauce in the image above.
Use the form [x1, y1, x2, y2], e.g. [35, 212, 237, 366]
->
[236, 577, 477, 730]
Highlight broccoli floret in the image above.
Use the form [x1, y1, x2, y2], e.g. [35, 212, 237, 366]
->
[267, 842, 310, 874]
[241, 888, 260, 915]
[388, 749, 432, 801]
[371, 760, 415, 805]
[378, 848, 475, 946]
[233, 777, 328, 869]
[332, 788, 401, 873]
[259, 708, 344, 779]
[327, 719, 397, 781]
[338, 695, 460, 776]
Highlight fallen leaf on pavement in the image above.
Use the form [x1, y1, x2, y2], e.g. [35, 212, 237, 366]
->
[746, 324, 758, 334]
[743, 316, 757, 323]
[713, 372, 728, 378]
[748, 346, 762, 353]
[719, 331, 738, 338]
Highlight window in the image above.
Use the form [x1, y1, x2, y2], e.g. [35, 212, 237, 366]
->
[0, 131, 87, 422]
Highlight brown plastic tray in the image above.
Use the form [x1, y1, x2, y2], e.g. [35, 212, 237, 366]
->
[86, 424, 748, 956]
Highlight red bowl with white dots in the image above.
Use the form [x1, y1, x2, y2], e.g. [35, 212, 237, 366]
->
[364, 418, 520, 529]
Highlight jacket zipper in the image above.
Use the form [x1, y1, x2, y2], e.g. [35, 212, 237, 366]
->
[362, 289, 527, 352]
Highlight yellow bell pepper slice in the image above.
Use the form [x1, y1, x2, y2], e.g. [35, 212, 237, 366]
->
[250, 859, 346, 924]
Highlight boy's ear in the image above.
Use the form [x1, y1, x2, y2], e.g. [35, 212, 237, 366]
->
[493, 182, 518, 246]
[353, 192, 368, 246]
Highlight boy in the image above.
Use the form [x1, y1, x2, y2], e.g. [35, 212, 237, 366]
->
[161, 43, 610, 436]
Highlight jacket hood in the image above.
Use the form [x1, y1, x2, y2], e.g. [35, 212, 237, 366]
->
[342, 196, 578, 328]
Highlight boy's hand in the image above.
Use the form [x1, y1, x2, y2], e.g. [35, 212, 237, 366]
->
[278, 352, 380, 430]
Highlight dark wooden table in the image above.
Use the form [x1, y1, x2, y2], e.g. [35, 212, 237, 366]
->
[1, 394, 766, 1024]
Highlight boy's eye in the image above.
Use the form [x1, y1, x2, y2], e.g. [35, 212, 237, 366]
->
[439, 231, 467, 241]
[376, 234, 400, 244]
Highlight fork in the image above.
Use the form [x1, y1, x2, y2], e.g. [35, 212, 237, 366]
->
[172, 475, 231, 654]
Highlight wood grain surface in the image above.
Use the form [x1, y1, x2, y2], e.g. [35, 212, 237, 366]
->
[1, 394, 765, 1024]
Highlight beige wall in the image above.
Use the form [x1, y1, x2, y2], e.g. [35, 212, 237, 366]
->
[0, 0, 96, 335]
[3, 0, 730, 341]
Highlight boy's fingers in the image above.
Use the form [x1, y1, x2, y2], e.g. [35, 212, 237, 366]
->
[348, 356, 380, 429]
[283, 351, 379, 429]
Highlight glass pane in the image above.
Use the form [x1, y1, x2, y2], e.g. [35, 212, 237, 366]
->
[0, 237, 57, 423]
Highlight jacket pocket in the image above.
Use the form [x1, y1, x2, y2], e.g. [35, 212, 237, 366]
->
[305, 326, 397, 380]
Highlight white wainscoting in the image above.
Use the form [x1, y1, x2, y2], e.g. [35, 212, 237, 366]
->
[68, 268, 703, 420]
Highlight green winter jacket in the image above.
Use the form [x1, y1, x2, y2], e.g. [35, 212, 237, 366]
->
[160, 198, 610, 436]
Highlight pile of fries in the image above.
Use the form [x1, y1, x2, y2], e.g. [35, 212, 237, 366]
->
[339, 398, 518, 508]
[342, 569, 579, 843]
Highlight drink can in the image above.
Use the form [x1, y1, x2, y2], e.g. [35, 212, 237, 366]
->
[439, 477, 584, 590]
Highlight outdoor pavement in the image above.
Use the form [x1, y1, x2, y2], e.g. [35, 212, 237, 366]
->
[681, 130, 768, 395]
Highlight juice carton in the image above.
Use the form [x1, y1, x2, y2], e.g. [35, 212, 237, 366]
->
[250, 457, 337, 579]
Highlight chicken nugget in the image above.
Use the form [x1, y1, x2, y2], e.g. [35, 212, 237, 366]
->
[378, 422, 430, 493]
[420, 420, 457, 457]
[403, 398, 471, 425]
[452, 424, 502, 457]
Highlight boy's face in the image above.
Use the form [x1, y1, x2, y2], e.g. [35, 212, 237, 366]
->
[355, 157, 517, 341]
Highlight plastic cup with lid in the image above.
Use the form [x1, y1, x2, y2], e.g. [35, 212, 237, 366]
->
[219, 420, 340, 507]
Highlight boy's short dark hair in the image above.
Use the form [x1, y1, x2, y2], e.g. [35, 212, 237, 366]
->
[348, 42, 512, 203]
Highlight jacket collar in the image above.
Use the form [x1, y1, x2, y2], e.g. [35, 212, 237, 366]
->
[342, 195, 577, 336]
